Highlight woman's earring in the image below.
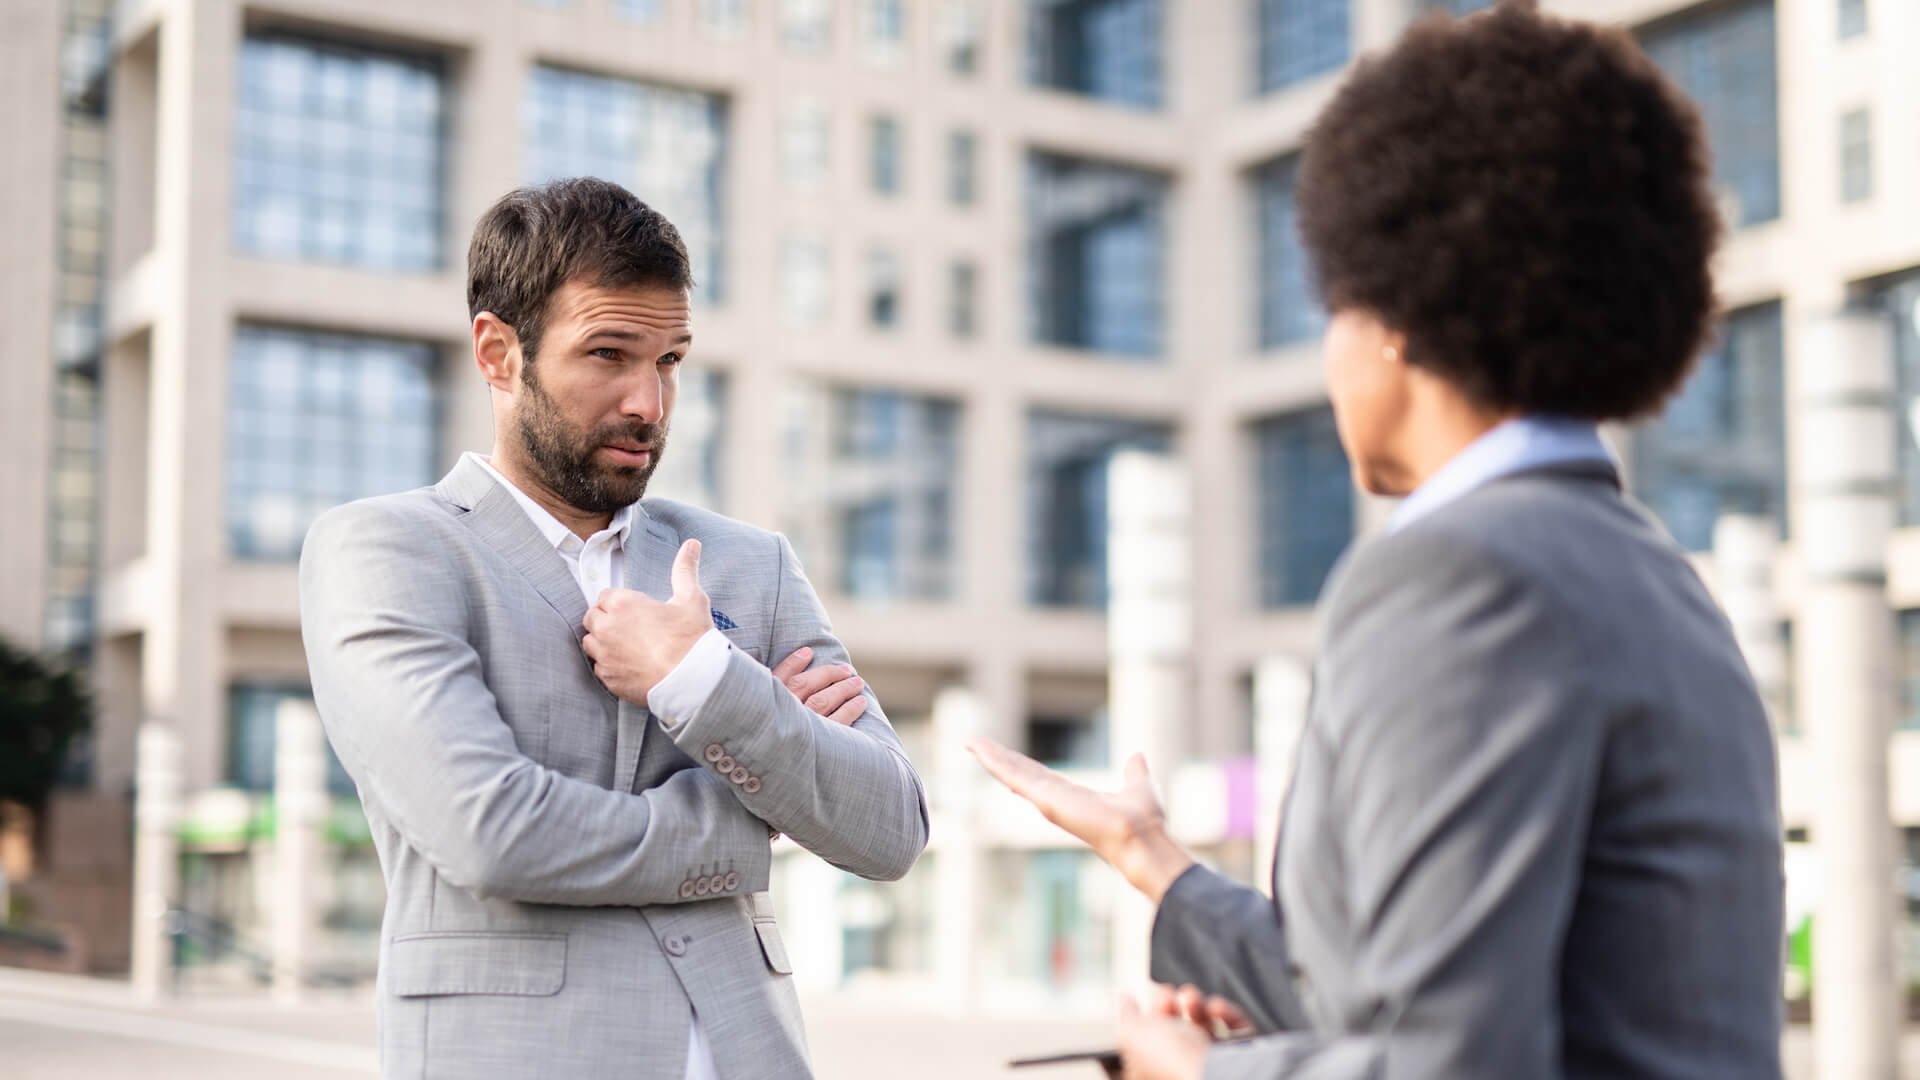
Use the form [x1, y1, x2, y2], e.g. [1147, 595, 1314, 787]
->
[1383, 345, 1400, 363]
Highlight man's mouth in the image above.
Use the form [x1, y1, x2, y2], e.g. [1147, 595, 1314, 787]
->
[603, 442, 653, 466]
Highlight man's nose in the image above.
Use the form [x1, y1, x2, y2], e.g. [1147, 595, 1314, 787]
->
[619, 372, 665, 423]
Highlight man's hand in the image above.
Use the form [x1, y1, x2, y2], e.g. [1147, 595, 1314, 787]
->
[771, 646, 869, 726]
[1116, 984, 1252, 1080]
[966, 740, 1195, 903]
[583, 539, 715, 705]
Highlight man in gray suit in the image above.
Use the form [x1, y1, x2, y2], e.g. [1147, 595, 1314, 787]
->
[969, 7, 1783, 1078]
[300, 177, 928, 1079]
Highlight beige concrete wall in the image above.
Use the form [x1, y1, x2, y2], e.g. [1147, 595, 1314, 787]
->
[0, 0, 65, 652]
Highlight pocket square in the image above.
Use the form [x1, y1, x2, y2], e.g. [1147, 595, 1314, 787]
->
[711, 609, 738, 631]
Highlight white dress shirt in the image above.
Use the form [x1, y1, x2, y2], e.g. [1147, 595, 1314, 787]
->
[469, 452, 731, 1080]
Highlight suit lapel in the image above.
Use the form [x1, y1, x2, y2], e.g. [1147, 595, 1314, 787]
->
[613, 509, 683, 793]
[443, 456, 590, 642]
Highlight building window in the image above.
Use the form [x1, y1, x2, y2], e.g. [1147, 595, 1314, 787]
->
[1881, 273, 1920, 525]
[1630, 302, 1787, 552]
[780, 100, 832, 191]
[643, 369, 727, 511]
[1257, 0, 1349, 94]
[233, 35, 446, 271]
[947, 129, 978, 206]
[1027, 152, 1168, 358]
[1840, 107, 1872, 204]
[1256, 156, 1323, 349]
[525, 67, 728, 305]
[868, 249, 902, 328]
[870, 115, 903, 195]
[699, 0, 750, 37]
[950, 261, 979, 338]
[780, 234, 833, 327]
[865, 0, 907, 65]
[1642, 0, 1780, 228]
[1255, 408, 1352, 608]
[614, 0, 665, 21]
[1028, 708, 1109, 766]
[1026, 0, 1162, 108]
[1027, 411, 1173, 607]
[783, 386, 961, 601]
[942, 0, 983, 74]
[1839, 0, 1867, 38]
[227, 684, 355, 795]
[781, 0, 834, 54]
[227, 325, 439, 560]
[1901, 612, 1920, 731]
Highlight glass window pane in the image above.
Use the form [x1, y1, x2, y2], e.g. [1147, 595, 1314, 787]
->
[1641, 1, 1780, 228]
[1027, 0, 1162, 109]
[1257, 0, 1349, 94]
[1253, 407, 1352, 608]
[232, 35, 446, 271]
[1026, 152, 1167, 358]
[1026, 411, 1172, 607]
[1255, 155, 1324, 348]
[227, 324, 441, 560]
[782, 385, 962, 601]
[1630, 302, 1787, 551]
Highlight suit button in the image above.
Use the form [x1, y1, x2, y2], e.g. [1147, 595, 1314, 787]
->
[730, 766, 750, 784]
[716, 755, 736, 773]
[723, 872, 740, 891]
[695, 876, 711, 896]
[679, 880, 695, 899]
[664, 935, 687, 957]
[709, 875, 728, 893]
[704, 744, 725, 762]
[743, 777, 762, 794]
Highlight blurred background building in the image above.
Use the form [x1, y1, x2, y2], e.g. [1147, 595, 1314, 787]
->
[2, 0, 1919, 1017]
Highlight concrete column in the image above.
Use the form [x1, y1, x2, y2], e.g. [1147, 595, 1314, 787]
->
[1252, 655, 1312, 890]
[130, 722, 182, 1002]
[1794, 310, 1899, 1080]
[1712, 515, 1788, 728]
[271, 699, 327, 1004]
[931, 684, 988, 1013]
[142, 0, 239, 790]
[1106, 451, 1191, 986]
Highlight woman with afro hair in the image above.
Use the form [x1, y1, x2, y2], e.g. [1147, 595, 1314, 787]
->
[970, 3, 1784, 1077]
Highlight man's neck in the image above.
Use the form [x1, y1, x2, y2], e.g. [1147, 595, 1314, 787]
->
[486, 445, 613, 540]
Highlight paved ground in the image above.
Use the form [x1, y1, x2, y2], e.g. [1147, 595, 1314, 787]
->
[0, 967, 1911, 1078]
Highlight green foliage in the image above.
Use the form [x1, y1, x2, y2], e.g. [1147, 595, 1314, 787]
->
[0, 638, 92, 827]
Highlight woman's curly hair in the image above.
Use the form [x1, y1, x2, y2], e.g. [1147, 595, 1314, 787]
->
[1296, 0, 1721, 421]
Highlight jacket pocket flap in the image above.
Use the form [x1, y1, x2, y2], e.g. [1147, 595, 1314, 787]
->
[387, 932, 567, 997]
[753, 920, 793, 975]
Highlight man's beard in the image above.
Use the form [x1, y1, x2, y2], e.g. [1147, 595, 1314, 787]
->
[514, 365, 668, 515]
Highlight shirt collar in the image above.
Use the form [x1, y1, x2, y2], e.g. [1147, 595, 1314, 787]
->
[466, 451, 633, 553]
[1388, 417, 1613, 535]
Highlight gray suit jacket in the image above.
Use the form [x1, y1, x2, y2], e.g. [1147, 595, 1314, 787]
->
[1152, 463, 1784, 1078]
[299, 455, 929, 1079]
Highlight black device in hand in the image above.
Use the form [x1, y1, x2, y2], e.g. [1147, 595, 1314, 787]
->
[1008, 1048, 1123, 1077]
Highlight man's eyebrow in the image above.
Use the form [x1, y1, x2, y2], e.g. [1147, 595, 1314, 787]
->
[580, 329, 694, 348]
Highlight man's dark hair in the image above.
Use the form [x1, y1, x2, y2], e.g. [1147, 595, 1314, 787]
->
[1296, 0, 1721, 421]
[467, 178, 693, 363]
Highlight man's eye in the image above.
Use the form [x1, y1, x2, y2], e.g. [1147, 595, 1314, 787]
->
[659, 353, 683, 367]
[593, 348, 623, 361]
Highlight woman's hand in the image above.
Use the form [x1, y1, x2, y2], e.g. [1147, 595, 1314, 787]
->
[964, 739, 1195, 903]
[1117, 984, 1255, 1080]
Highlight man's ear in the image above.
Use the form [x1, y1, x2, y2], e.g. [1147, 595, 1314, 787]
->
[473, 312, 521, 393]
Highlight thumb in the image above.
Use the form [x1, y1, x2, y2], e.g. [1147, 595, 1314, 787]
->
[671, 538, 704, 602]
[1123, 752, 1153, 791]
